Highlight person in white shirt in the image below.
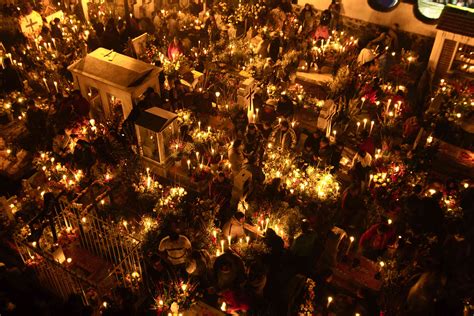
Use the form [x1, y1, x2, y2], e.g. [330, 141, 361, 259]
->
[222, 212, 246, 240]
[158, 233, 192, 266]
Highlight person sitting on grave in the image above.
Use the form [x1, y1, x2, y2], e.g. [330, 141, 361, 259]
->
[26, 100, 47, 139]
[72, 139, 95, 172]
[213, 250, 246, 291]
[222, 211, 246, 240]
[228, 139, 244, 176]
[313, 9, 331, 41]
[259, 121, 273, 140]
[168, 36, 184, 61]
[189, 0, 203, 16]
[270, 120, 297, 151]
[1, 58, 23, 93]
[339, 185, 365, 232]
[209, 172, 232, 208]
[186, 249, 213, 287]
[159, 232, 192, 266]
[140, 87, 161, 110]
[304, 130, 323, 152]
[314, 136, 335, 167]
[101, 18, 122, 52]
[290, 219, 319, 274]
[52, 129, 71, 156]
[69, 90, 90, 119]
[276, 94, 295, 118]
[179, 125, 194, 143]
[301, 142, 316, 165]
[243, 124, 264, 163]
[359, 222, 396, 260]
[350, 149, 373, 191]
[299, 4, 316, 36]
[242, 155, 265, 186]
[50, 17, 62, 40]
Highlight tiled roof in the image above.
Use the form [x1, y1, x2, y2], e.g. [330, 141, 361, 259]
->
[436, 5, 474, 37]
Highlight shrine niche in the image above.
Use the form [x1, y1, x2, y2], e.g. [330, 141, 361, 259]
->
[68, 48, 161, 121]
[428, 6, 474, 80]
[134, 107, 178, 166]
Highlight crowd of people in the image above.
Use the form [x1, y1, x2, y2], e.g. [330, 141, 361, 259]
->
[0, 0, 473, 315]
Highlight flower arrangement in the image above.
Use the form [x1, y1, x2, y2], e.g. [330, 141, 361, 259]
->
[249, 200, 303, 243]
[154, 279, 201, 313]
[155, 186, 187, 215]
[298, 278, 316, 315]
[263, 149, 340, 201]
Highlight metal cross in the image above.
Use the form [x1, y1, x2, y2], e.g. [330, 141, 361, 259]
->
[246, 85, 256, 109]
[26, 18, 39, 34]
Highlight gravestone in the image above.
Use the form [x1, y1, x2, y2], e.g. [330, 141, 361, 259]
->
[317, 99, 337, 134]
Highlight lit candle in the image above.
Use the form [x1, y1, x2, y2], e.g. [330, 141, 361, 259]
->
[245, 236, 250, 244]
[363, 118, 368, 129]
[327, 296, 333, 308]
[227, 235, 231, 247]
[43, 78, 50, 92]
[187, 159, 191, 170]
[361, 97, 366, 108]
[356, 121, 360, 133]
[346, 236, 355, 255]
[220, 240, 225, 253]
[53, 81, 59, 93]
[198, 121, 201, 131]
[207, 126, 211, 133]
[369, 120, 374, 135]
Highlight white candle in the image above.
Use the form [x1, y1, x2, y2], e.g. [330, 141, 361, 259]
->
[356, 121, 360, 133]
[327, 296, 333, 308]
[363, 118, 368, 129]
[227, 235, 231, 247]
[53, 81, 59, 93]
[346, 236, 355, 255]
[43, 78, 50, 92]
[369, 121, 374, 135]
[220, 240, 225, 253]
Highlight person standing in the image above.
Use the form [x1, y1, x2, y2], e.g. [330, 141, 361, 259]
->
[270, 120, 297, 151]
[159, 233, 192, 266]
[228, 139, 244, 176]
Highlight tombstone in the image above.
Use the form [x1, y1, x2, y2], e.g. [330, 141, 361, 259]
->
[131, 33, 148, 57]
[317, 99, 337, 135]
[237, 77, 257, 122]
[46, 10, 65, 25]
[231, 169, 252, 208]
[135, 107, 179, 165]
[68, 48, 161, 121]
[19, 11, 43, 39]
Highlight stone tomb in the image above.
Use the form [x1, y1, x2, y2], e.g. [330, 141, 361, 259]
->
[68, 48, 161, 121]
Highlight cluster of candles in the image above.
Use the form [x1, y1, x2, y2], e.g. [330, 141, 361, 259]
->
[213, 230, 251, 257]
[355, 115, 376, 136]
